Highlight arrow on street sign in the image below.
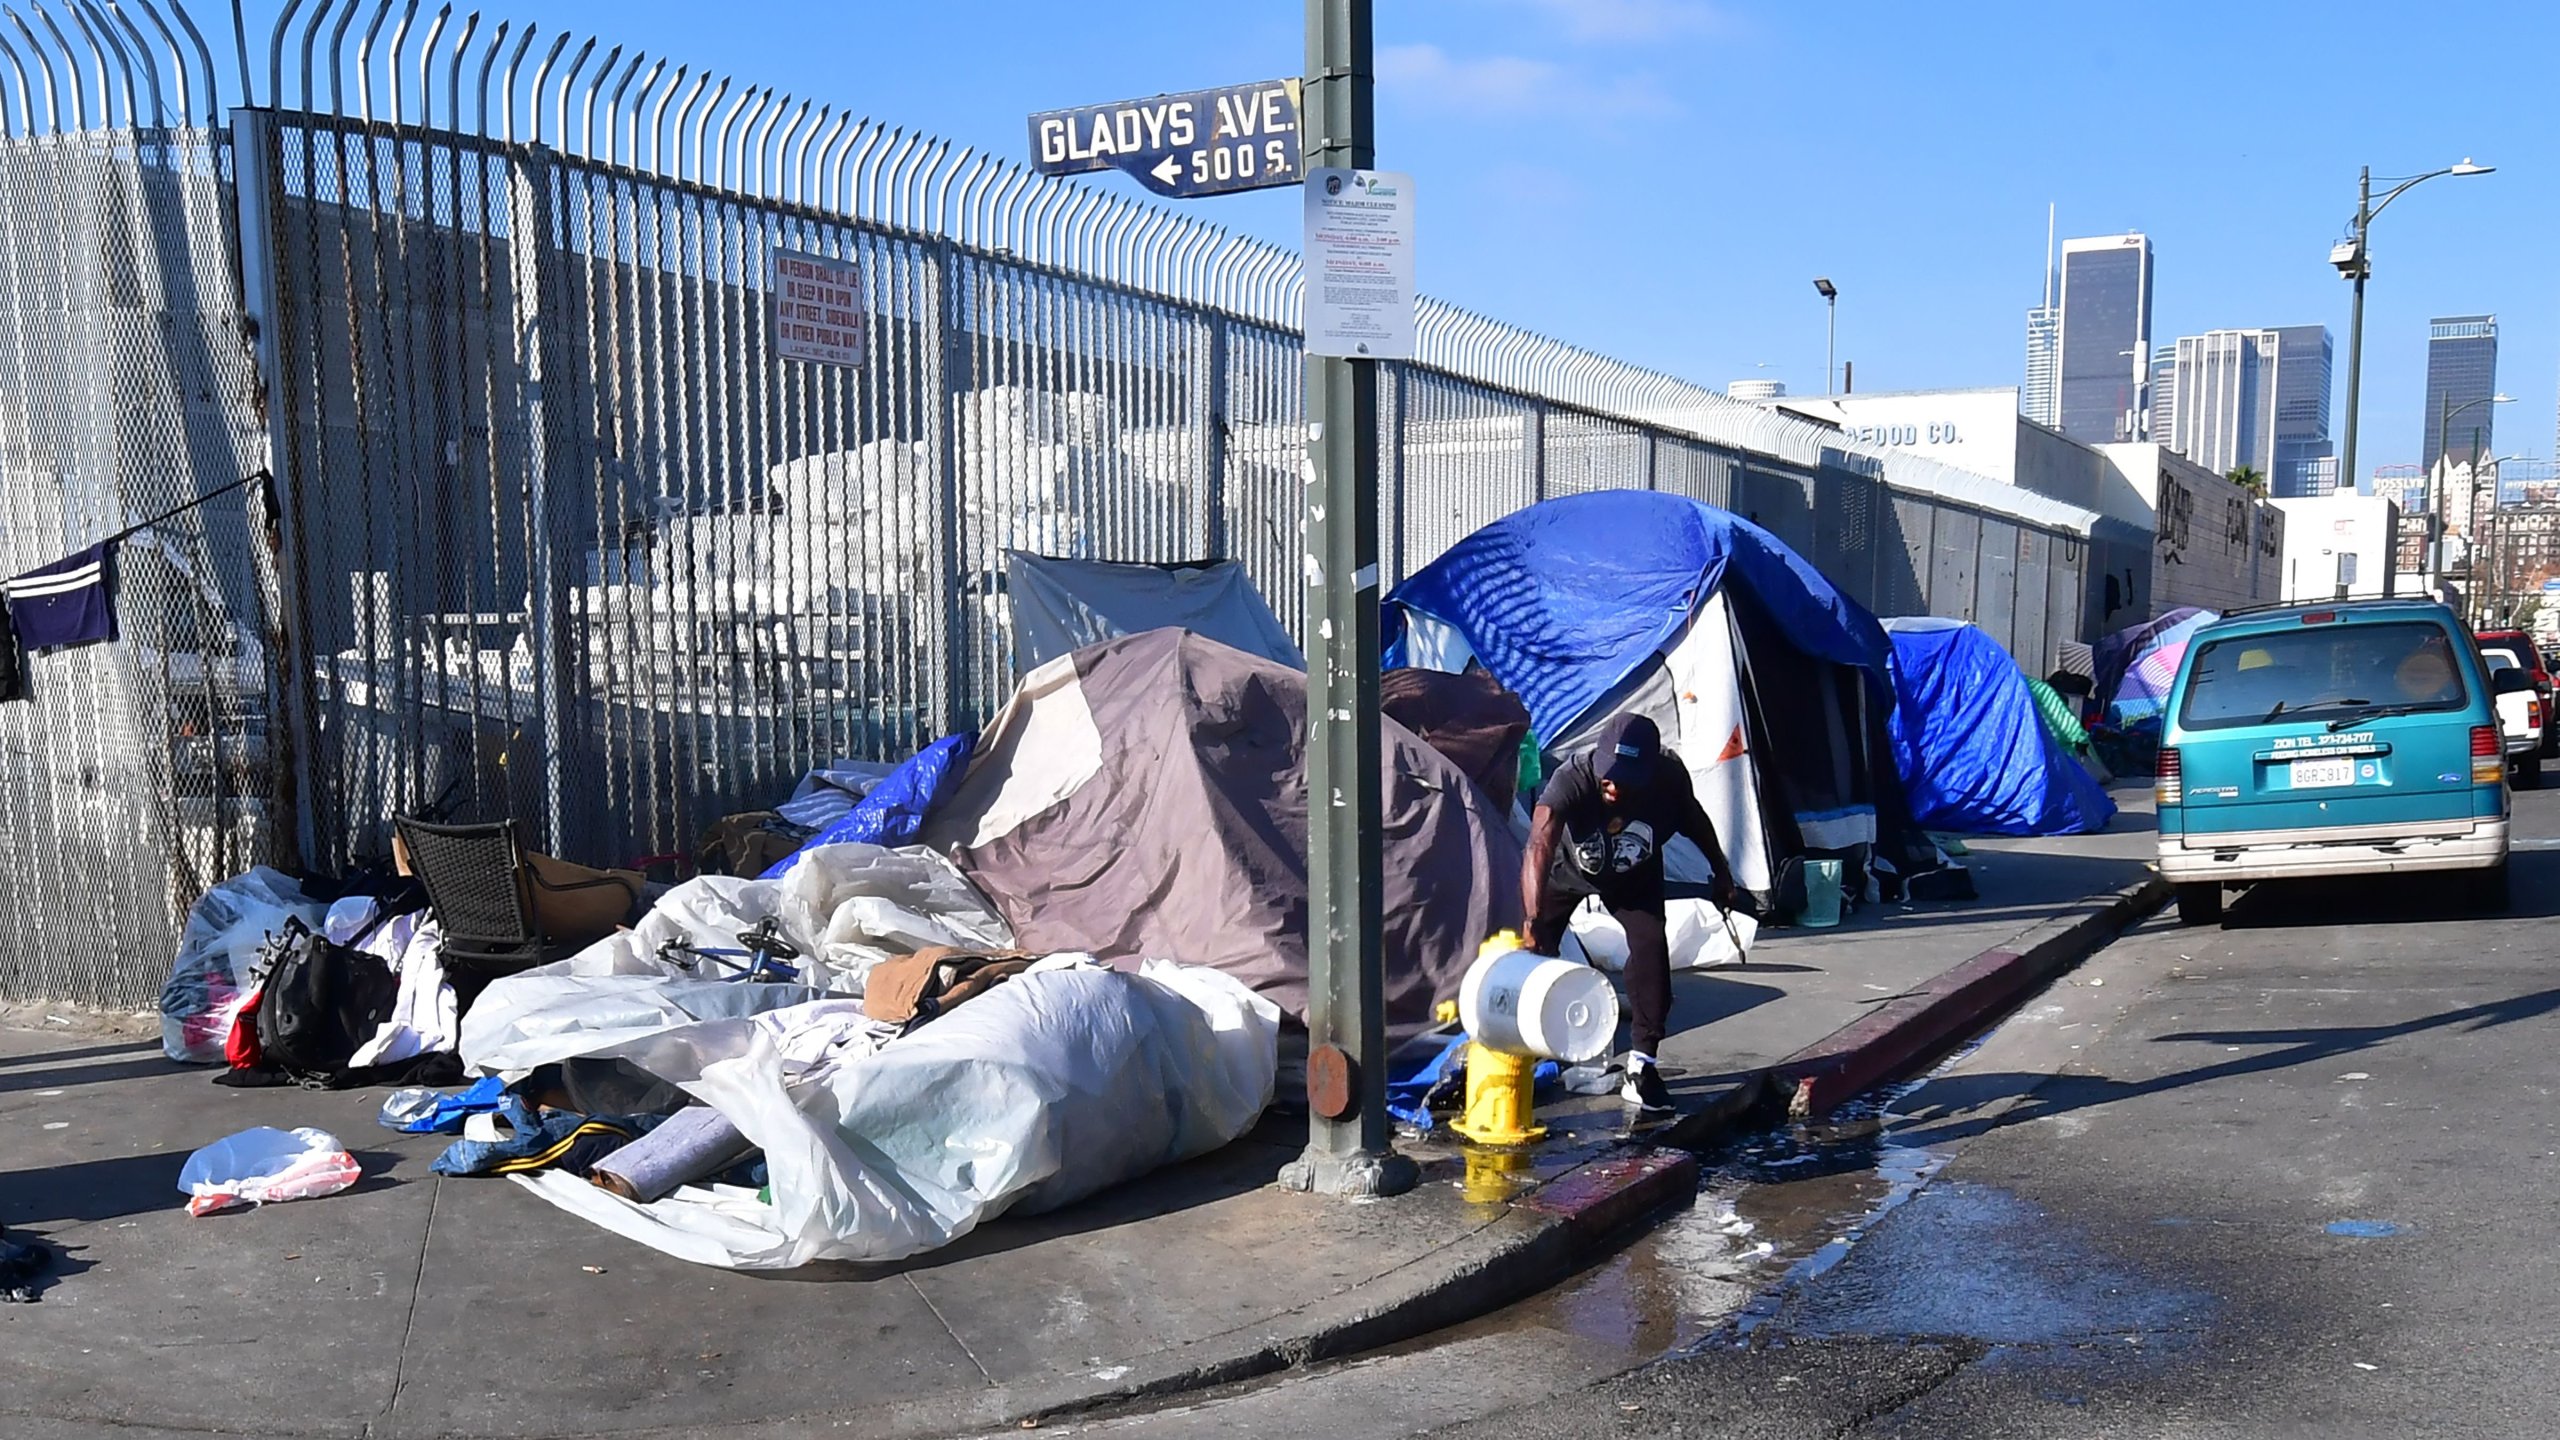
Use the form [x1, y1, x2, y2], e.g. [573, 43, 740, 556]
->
[1029, 79, 1303, 199]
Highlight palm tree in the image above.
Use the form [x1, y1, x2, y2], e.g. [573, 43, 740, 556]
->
[2226, 466, 2268, 495]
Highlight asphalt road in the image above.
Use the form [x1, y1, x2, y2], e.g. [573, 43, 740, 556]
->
[1040, 788, 2560, 1439]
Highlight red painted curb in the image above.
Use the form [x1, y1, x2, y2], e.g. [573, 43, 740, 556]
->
[1522, 1148, 1700, 1239]
[1776, 875, 2169, 1119]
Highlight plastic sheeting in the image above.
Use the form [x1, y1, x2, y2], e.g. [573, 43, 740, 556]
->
[762, 733, 977, 878]
[509, 959, 1278, 1268]
[1384, 490, 1892, 743]
[1006, 551, 1304, 674]
[2095, 606, 2215, 728]
[1884, 618, 2115, 837]
[460, 844, 1013, 1075]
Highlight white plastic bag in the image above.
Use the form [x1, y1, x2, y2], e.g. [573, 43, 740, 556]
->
[1570, 896, 1757, 972]
[160, 868, 327, 1064]
[177, 1127, 363, 1217]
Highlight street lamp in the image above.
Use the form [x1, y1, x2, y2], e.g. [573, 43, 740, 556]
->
[2427, 391, 2512, 586]
[1813, 277, 1837, 395]
[2331, 158, 2494, 495]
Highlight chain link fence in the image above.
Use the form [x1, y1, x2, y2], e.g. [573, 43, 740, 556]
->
[0, 4, 2112, 1006]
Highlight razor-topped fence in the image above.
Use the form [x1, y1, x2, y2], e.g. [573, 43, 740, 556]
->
[0, 0, 2110, 1006]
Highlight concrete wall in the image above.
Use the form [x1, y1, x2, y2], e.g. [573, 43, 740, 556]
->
[2097, 443, 2285, 615]
[2273, 494, 2401, 601]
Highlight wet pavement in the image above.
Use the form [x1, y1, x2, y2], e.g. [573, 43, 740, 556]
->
[1040, 788, 2560, 1439]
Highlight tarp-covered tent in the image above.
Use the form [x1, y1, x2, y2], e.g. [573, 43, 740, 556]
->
[920, 629, 1521, 1031]
[1004, 551, 1302, 674]
[1385, 491, 1933, 914]
[2094, 606, 2215, 729]
[1883, 617, 2116, 836]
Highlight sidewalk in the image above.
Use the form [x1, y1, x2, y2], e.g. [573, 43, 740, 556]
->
[0, 806, 2161, 1440]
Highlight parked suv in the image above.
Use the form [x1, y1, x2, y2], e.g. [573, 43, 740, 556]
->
[2157, 599, 2509, 925]
[2473, 628, 2555, 755]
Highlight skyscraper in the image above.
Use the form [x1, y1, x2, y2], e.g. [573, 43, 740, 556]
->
[2021, 205, 2060, 427]
[2268, 325, 2335, 497]
[2023, 305, 2060, 426]
[2421, 315, 2497, 473]
[2149, 343, 2176, 446]
[2159, 325, 2333, 494]
[2055, 234, 2154, 444]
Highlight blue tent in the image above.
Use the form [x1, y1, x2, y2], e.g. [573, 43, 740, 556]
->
[1384, 490, 1891, 743]
[1387, 492, 1936, 885]
[1884, 618, 2116, 836]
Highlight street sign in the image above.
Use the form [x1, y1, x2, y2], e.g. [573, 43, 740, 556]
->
[1028, 79, 1303, 198]
[1303, 168, 1415, 359]
[772, 248, 863, 368]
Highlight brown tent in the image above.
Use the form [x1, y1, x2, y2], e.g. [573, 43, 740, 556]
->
[921, 630, 1522, 1030]
[1381, 667, 1532, 813]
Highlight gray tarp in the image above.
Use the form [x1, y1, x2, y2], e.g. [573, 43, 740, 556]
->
[922, 630, 1520, 1031]
[1004, 552, 1304, 674]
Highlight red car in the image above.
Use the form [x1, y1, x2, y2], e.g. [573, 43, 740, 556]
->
[2475, 629, 2556, 756]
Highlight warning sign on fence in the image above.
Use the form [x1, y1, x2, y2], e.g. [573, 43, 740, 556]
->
[772, 248, 865, 368]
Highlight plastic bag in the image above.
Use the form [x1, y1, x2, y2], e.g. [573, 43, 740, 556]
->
[177, 1127, 363, 1217]
[161, 868, 327, 1064]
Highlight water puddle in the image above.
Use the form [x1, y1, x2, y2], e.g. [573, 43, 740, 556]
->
[1485, 1078, 1950, 1354]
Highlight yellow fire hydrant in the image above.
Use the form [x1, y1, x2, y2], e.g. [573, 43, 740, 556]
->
[1441, 930, 1556, 1147]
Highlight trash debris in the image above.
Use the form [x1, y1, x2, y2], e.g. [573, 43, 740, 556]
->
[2354, 1362, 2378, 1371]
[178, 1127, 362, 1216]
[0, 1224, 52, 1302]
[1090, 1365, 1131, 1381]
[2324, 1220, 2404, 1238]
[2338, 1072, 2371, 1082]
[581, 1265, 607, 1274]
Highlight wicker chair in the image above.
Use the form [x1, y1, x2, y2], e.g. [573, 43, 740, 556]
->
[394, 816, 638, 1012]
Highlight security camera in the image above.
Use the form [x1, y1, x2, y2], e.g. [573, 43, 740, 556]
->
[2329, 239, 2366, 278]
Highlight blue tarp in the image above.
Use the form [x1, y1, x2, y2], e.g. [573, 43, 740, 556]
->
[1885, 619, 2115, 837]
[761, 731, 978, 879]
[1384, 491, 1892, 744]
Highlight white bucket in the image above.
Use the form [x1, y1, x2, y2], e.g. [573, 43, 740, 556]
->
[1458, 940, 1620, 1064]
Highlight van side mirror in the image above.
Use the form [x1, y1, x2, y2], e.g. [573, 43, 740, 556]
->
[2493, 667, 2534, 695]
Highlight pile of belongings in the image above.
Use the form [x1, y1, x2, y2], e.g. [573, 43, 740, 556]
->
[160, 840, 648, 1091]
[436, 842, 1277, 1268]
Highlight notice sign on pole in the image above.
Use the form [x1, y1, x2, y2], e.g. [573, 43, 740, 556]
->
[1303, 168, 1414, 360]
[772, 248, 864, 368]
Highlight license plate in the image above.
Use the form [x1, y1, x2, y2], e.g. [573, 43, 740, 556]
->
[2289, 757, 2356, 789]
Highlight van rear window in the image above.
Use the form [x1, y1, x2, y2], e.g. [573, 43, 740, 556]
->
[2178, 622, 2470, 731]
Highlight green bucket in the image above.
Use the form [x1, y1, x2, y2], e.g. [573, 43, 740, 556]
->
[1798, 858, 1844, 928]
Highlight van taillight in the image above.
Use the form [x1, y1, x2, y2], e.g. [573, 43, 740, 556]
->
[2156, 746, 2182, 806]
[2473, 726, 2504, 785]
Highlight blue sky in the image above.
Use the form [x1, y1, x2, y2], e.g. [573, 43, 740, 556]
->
[259, 0, 2555, 475]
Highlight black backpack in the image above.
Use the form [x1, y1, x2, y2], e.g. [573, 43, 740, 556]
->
[252, 918, 402, 1083]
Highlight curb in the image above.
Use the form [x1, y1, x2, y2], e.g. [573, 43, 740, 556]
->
[1774, 873, 2171, 1120]
[895, 873, 2172, 1437]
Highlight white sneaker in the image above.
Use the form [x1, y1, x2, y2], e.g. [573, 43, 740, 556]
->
[1621, 1056, 1673, 1113]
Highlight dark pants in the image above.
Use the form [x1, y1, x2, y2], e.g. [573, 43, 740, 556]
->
[1534, 889, 1670, 1058]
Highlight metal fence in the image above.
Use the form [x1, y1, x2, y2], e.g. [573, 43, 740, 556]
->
[0, 1, 2106, 1007]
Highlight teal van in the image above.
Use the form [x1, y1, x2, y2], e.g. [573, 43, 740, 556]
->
[2157, 598, 2509, 925]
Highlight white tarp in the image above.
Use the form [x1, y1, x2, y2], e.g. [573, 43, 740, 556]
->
[461, 843, 1012, 1078]
[511, 958, 1278, 1268]
[1004, 551, 1304, 675]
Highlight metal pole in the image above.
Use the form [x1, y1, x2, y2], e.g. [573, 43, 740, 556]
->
[1825, 292, 1835, 396]
[1279, 0, 1416, 1201]
[2340, 166, 2370, 509]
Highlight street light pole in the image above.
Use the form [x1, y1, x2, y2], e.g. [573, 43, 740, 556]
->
[2425, 391, 2511, 589]
[1813, 277, 1838, 395]
[2333, 158, 2493, 500]
[2340, 166, 2370, 494]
